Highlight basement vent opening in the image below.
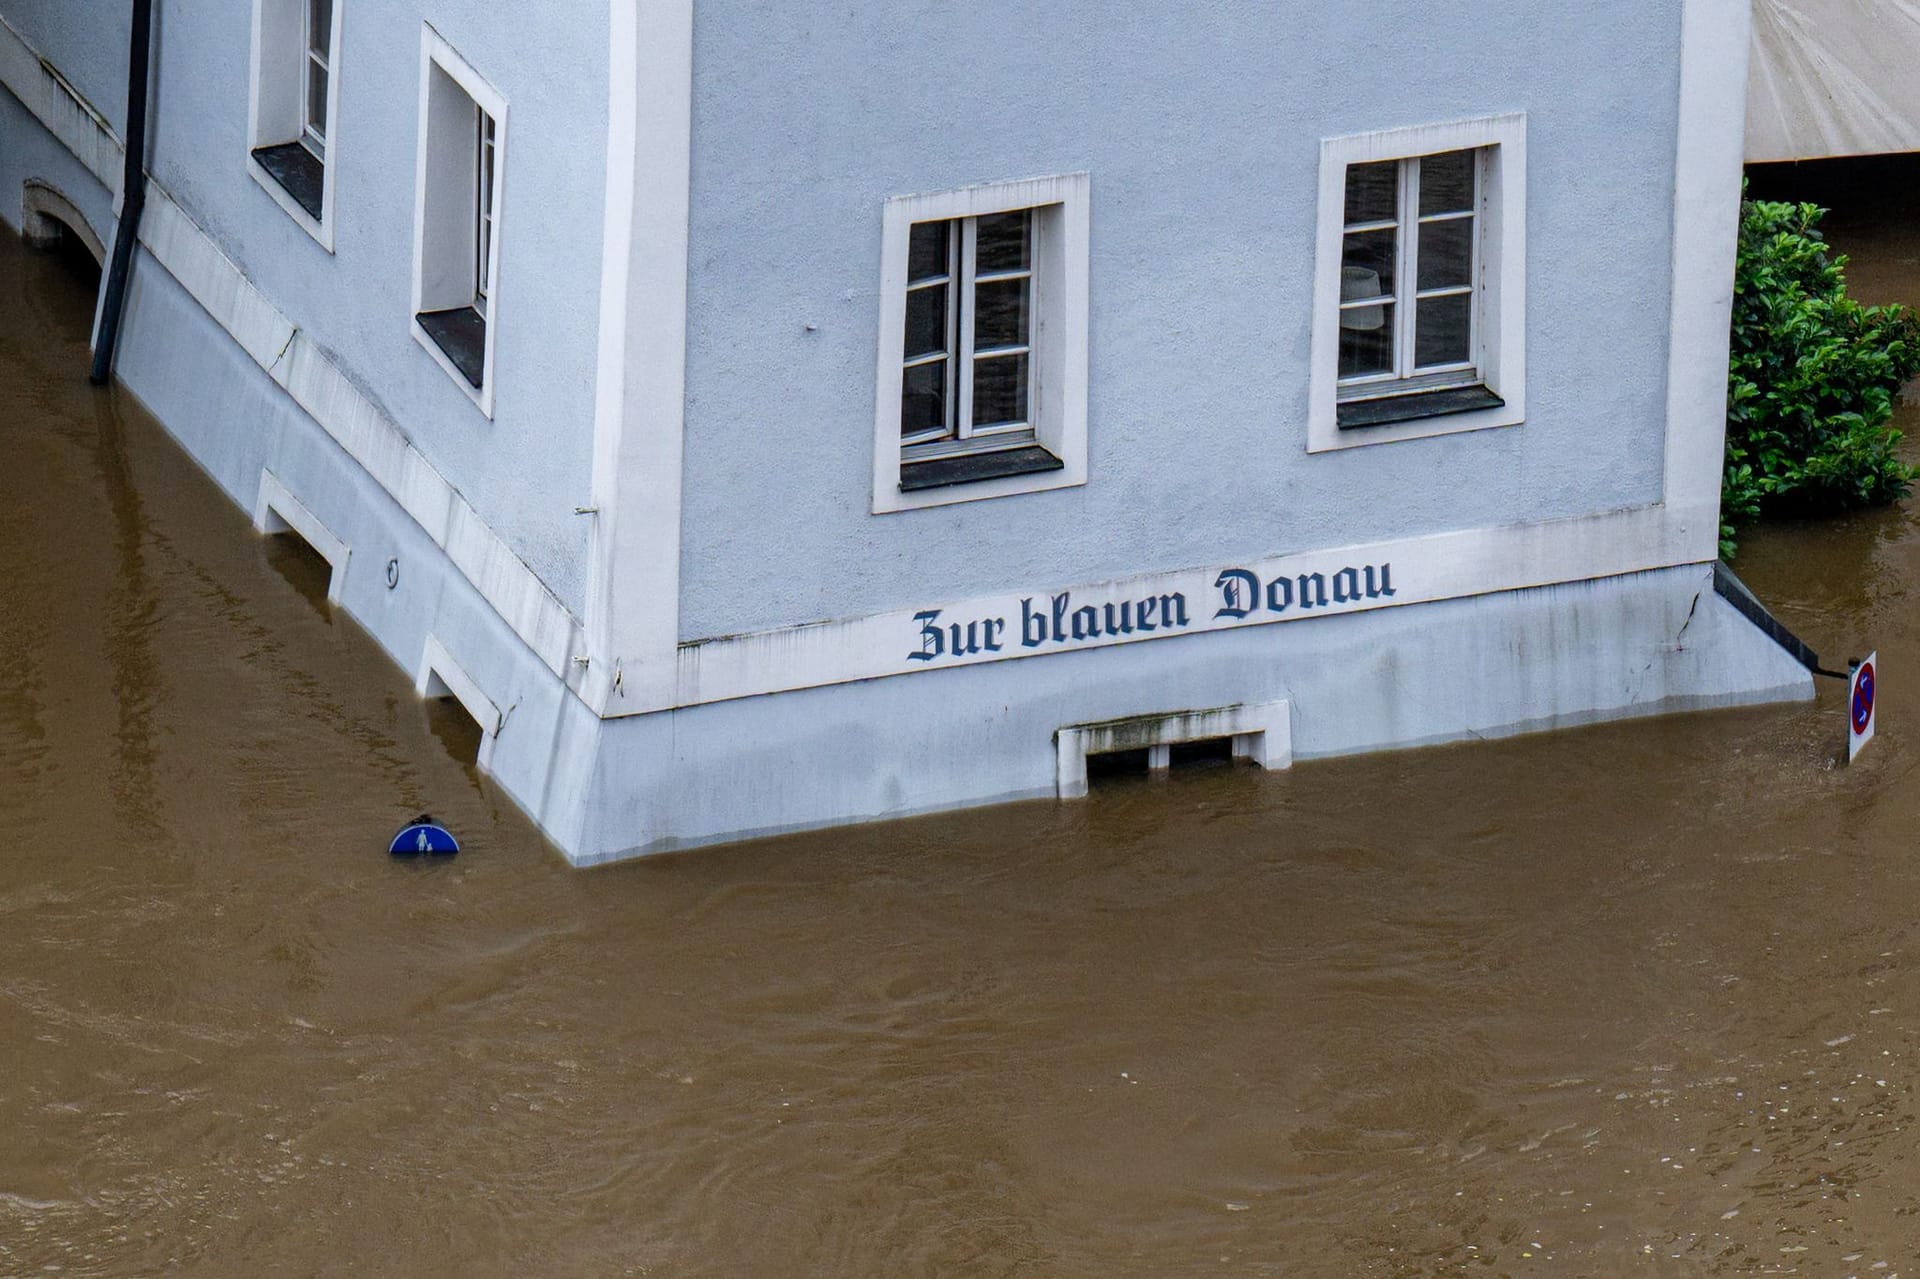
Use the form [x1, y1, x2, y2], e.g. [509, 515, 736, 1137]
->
[422, 675, 486, 770]
[262, 524, 335, 618]
[1169, 736, 1237, 769]
[1086, 736, 1241, 787]
[1086, 748, 1151, 783]
[253, 475, 350, 609]
[1055, 702, 1293, 801]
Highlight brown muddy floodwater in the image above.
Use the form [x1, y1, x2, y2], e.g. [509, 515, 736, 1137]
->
[4, 162, 1920, 1278]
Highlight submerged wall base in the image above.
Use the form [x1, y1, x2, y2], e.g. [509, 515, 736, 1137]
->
[570, 561, 1812, 864]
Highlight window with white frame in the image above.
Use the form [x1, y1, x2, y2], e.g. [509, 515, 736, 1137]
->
[1306, 115, 1526, 452]
[411, 30, 506, 414]
[247, 0, 341, 244]
[873, 174, 1090, 513]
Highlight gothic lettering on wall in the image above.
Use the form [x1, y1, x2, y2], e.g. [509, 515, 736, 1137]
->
[907, 562, 1396, 665]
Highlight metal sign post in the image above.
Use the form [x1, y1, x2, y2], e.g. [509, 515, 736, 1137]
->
[1849, 652, 1878, 763]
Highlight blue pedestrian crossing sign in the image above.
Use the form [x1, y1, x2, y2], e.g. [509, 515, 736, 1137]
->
[1849, 652, 1878, 763]
[389, 816, 460, 856]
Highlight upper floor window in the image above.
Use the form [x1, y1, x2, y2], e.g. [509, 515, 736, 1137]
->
[1306, 115, 1527, 452]
[872, 173, 1091, 513]
[410, 29, 506, 416]
[247, 0, 341, 246]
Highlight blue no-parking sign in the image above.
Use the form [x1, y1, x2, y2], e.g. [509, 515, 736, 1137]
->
[1849, 652, 1878, 763]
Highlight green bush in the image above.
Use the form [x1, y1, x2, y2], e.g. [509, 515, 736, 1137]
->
[1722, 196, 1920, 558]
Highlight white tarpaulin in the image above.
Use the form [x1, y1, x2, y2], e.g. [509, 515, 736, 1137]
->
[1749, 0, 1920, 161]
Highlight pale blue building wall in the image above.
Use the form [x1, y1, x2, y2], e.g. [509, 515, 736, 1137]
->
[0, 3, 131, 135]
[1, 0, 606, 617]
[0, 86, 113, 244]
[676, 0, 1686, 641]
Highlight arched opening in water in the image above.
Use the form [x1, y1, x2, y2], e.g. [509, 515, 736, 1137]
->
[20, 181, 104, 292]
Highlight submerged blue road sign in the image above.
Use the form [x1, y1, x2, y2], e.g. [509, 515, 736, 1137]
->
[1849, 652, 1878, 763]
[389, 817, 460, 856]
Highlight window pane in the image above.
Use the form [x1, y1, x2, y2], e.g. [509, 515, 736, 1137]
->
[975, 212, 1030, 273]
[1417, 217, 1473, 291]
[1339, 302, 1395, 379]
[909, 221, 949, 283]
[973, 277, 1029, 351]
[309, 0, 332, 57]
[904, 284, 947, 360]
[1344, 161, 1398, 226]
[1419, 150, 1475, 216]
[972, 353, 1029, 427]
[1340, 228, 1396, 298]
[1415, 294, 1473, 368]
[902, 360, 947, 438]
[306, 62, 328, 136]
[477, 113, 495, 220]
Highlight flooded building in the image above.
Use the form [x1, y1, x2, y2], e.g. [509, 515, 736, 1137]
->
[0, 0, 1809, 863]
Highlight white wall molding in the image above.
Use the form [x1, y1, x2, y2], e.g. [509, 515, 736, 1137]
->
[0, 11, 587, 692]
[583, 0, 694, 715]
[0, 16, 120, 185]
[1664, 0, 1753, 544]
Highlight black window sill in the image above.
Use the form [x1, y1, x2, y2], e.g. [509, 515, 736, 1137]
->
[1337, 383, 1505, 430]
[900, 444, 1064, 492]
[417, 307, 487, 389]
[251, 143, 324, 221]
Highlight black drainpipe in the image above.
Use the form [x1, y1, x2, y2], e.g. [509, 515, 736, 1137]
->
[89, 0, 155, 387]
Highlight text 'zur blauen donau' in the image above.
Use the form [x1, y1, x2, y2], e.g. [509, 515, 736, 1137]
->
[907, 562, 1397, 664]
